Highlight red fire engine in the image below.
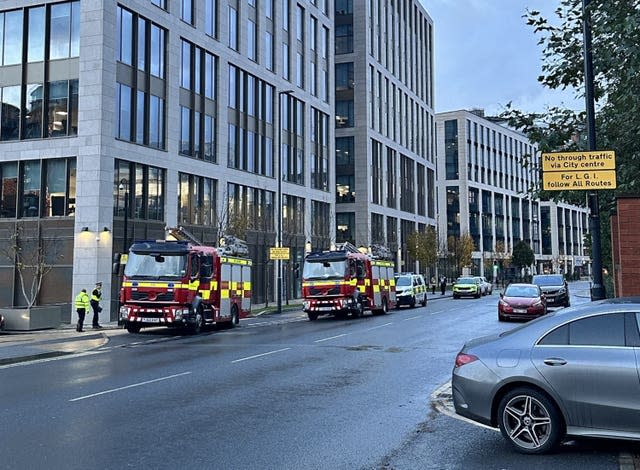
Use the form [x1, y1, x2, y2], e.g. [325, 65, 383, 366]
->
[119, 229, 252, 334]
[301, 243, 396, 320]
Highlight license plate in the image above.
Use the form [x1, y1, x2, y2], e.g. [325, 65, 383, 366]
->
[317, 306, 333, 311]
[514, 309, 527, 314]
[141, 317, 161, 323]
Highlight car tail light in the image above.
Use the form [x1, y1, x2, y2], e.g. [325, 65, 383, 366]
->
[455, 352, 479, 368]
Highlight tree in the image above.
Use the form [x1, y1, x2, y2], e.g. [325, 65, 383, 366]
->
[512, 240, 535, 272]
[447, 232, 475, 273]
[500, 1, 640, 274]
[0, 222, 62, 308]
[406, 226, 438, 274]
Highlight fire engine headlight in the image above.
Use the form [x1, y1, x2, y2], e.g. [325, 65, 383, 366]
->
[303, 301, 310, 310]
[119, 306, 129, 319]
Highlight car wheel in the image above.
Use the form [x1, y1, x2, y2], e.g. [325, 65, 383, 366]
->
[410, 296, 416, 308]
[497, 387, 563, 455]
[191, 307, 204, 334]
[475, 291, 481, 299]
[421, 295, 427, 307]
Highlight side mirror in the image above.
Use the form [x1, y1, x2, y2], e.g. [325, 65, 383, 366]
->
[499, 292, 504, 299]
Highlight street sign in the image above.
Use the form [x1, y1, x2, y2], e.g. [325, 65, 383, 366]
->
[269, 247, 290, 260]
[543, 170, 616, 190]
[541, 150, 616, 191]
[541, 150, 615, 172]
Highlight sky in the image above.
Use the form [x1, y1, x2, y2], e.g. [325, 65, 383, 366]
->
[424, 0, 585, 116]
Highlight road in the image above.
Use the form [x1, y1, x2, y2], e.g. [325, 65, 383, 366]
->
[0, 281, 637, 469]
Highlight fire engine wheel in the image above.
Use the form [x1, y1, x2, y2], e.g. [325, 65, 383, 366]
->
[307, 312, 319, 321]
[126, 323, 141, 334]
[229, 305, 239, 328]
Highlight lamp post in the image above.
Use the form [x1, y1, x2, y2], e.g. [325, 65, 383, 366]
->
[118, 178, 129, 255]
[276, 89, 294, 314]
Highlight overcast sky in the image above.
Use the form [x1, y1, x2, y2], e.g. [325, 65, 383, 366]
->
[425, 0, 584, 115]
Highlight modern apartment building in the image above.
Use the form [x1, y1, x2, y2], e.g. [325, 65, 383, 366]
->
[333, 0, 437, 271]
[0, 0, 333, 321]
[435, 109, 590, 280]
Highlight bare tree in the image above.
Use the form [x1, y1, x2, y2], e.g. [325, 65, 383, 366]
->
[0, 222, 62, 308]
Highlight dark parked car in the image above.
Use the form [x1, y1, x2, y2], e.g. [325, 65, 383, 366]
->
[531, 274, 570, 308]
[498, 283, 547, 321]
[453, 298, 640, 454]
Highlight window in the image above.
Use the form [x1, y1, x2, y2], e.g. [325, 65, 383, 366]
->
[114, 160, 165, 221]
[44, 159, 76, 216]
[116, 83, 133, 141]
[181, 0, 194, 24]
[205, 0, 218, 37]
[1, 86, 22, 141]
[24, 84, 44, 139]
[335, 100, 353, 128]
[247, 20, 257, 61]
[27, 7, 45, 63]
[2, 10, 23, 66]
[335, 62, 354, 90]
[0, 162, 18, 218]
[540, 313, 626, 347]
[228, 7, 238, 50]
[47, 80, 78, 137]
[22, 161, 41, 218]
[50, 2, 80, 59]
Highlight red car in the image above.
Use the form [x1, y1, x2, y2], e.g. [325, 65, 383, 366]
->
[498, 283, 547, 321]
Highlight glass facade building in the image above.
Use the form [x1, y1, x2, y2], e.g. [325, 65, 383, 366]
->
[0, 0, 333, 317]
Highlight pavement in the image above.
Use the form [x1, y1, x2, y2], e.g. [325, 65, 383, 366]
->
[0, 292, 457, 367]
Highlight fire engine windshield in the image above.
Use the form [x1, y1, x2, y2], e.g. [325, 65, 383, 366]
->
[303, 259, 347, 280]
[124, 252, 187, 279]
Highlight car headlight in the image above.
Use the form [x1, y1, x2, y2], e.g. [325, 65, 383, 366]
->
[557, 288, 566, 295]
[498, 299, 509, 308]
[533, 299, 544, 307]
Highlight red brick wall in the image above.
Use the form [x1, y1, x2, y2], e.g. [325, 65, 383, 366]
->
[611, 197, 640, 297]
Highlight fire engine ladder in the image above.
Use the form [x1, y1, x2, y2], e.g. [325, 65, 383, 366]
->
[165, 226, 201, 245]
[334, 242, 361, 254]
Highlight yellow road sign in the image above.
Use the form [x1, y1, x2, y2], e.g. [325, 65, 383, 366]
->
[543, 170, 616, 191]
[541, 150, 616, 172]
[269, 247, 290, 260]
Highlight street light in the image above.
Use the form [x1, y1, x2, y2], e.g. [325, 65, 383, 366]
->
[276, 89, 294, 314]
[118, 178, 129, 255]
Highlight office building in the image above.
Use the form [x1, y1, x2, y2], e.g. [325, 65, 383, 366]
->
[333, 0, 437, 271]
[435, 109, 589, 280]
[0, 0, 333, 320]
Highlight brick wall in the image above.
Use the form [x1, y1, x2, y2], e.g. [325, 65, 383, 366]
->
[611, 197, 640, 297]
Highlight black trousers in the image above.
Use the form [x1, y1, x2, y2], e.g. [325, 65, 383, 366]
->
[77, 308, 86, 331]
[90, 300, 100, 326]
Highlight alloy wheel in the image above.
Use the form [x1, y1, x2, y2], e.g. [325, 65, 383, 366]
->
[501, 393, 553, 452]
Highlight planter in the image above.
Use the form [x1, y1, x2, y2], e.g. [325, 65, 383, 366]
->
[0, 305, 62, 331]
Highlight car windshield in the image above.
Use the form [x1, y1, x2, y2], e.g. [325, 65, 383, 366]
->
[124, 252, 187, 279]
[395, 276, 411, 286]
[505, 286, 539, 298]
[533, 275, 564, 286]
[457, 277, 476, 284]
[303, 260, 347, 280]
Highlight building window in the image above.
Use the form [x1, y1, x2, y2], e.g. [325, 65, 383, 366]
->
[247, 20, 257, 61]
[50, 2, 80, 60]
[151, 0, 167, 9]
[445, 119, 459, 180]
[335, 24, 353, 54]
[336, 212, 355, 243]
[114, 160, 165, 221]
[311, 108, 329, 191]
[47, 80, 79, 137]
[335, 62, 354, 90]
[0, 86, 21, 141]
[265, 31, 274, 71]
[283, 194, 305, 235]
[181, 0, 194, 25]
[205, 0, 218, 37]
[312, 200, 330, 238]
[228, 183, 275, 232]
[228, 7, 238, 50]
[335, 100, 353, 128]
[179, 173, 216, 225]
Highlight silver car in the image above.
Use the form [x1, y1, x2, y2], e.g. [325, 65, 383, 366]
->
[452, 298, 640, 454]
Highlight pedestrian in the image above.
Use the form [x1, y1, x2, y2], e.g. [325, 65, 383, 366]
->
[440, 275, 446, 295]
[74, 288, 90, 332]
[90, 281, 103, 329]
[431, 276, 436, 295]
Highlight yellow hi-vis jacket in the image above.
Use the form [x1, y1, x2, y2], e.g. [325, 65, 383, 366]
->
[75, 291, 90, 310]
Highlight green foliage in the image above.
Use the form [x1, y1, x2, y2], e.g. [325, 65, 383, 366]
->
[406, 226, 438, 273]
[501, 2, 640, 274]
[512, 240, 535, 269]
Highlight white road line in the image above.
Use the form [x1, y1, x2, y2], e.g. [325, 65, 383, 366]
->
[69, 371, 192, 402]
[366, 322, 392, 331]
[314, 333, 348, 343]
[231, 347, 291, 363]
[403, 315, 421, 321]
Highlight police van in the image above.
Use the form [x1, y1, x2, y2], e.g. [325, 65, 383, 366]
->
[394, 273, 428, 308]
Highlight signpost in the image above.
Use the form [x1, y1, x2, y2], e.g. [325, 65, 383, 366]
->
[542, 150, 616, 191]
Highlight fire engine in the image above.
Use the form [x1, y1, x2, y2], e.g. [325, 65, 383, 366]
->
[301, 243, 396, 320]
[119, 227, 252, 334]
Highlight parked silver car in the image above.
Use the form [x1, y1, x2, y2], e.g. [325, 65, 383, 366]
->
[452, 298, 640, 454]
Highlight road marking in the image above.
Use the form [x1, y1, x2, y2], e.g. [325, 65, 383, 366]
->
[314, 333, 348, 343]
[403, 315, 421, 321]
[231, 347, 291, 363]
[69, 371, 192, 402]
[366, 322, 392, 331]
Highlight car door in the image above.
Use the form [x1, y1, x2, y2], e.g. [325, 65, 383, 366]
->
[531, 312, 640, 433]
